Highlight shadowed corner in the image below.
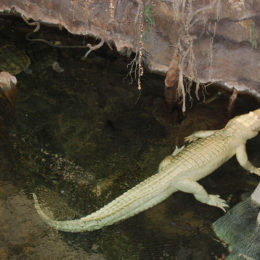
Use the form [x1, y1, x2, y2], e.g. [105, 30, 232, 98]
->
[213, 183, 260, 259]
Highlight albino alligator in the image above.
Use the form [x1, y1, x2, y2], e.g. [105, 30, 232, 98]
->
[33, 109, 260, 232]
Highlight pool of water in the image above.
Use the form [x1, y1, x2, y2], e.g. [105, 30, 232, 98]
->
[0, 16, 260, 259]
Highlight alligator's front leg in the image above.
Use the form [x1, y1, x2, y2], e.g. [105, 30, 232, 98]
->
[236, 144, 260, 176]
[185, 130, 216, 143]
[174, 179, 229, 211]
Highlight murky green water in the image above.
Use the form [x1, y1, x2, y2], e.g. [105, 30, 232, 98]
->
[0, 16, 260, 259]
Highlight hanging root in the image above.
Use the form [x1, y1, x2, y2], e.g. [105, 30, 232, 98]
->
[137, 0, 145, 91]
[125, 52, 139, 84]
[165, 0, 220, 113]
[82, 39, 105, 60]
[164, 49, 179, 110]
[21, 14, 105, 57]
[125, 0, 145, 90]
[226, 88, 238, 120]
[177, 66, 186, 113]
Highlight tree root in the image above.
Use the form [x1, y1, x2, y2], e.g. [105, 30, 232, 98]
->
[21, 14, 105, 59]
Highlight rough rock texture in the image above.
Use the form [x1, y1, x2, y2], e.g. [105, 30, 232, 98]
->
[1, 0, 260, 97]
[213, 186, 260, 260]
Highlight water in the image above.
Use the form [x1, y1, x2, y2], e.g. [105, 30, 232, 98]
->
[0, 15, 260, 259]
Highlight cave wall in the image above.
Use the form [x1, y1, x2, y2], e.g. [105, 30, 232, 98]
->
[1, 0, 260, 97]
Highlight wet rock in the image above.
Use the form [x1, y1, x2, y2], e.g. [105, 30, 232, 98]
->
[213, 192, 260, 260]
[0, 71, 17, 128]
[0, 71, 17, 106]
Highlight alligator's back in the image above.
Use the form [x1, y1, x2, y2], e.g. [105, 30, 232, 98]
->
[34, 129, 236, 232]
[164, 130, 236, 181]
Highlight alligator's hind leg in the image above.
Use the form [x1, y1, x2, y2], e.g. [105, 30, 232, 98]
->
[158, 145, 185, 171]
[174, 179, 228, 211]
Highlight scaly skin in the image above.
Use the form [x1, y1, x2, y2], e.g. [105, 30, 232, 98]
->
[33, 109, 260, 232]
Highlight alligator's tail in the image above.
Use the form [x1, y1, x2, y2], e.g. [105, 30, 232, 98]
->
[33, 171, 176, 232]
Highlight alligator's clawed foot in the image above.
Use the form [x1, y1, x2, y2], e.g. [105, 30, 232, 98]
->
[208, 194, 229, 212]
[184, 135, 198, 143]
[172, 145, 185, 156]
[250, 167, 260, 176]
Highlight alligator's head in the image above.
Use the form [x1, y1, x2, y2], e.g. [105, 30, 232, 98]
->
[250, 109, 260, 131]
[226, 109, 260, 139]
[245, 109, 260, 132]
